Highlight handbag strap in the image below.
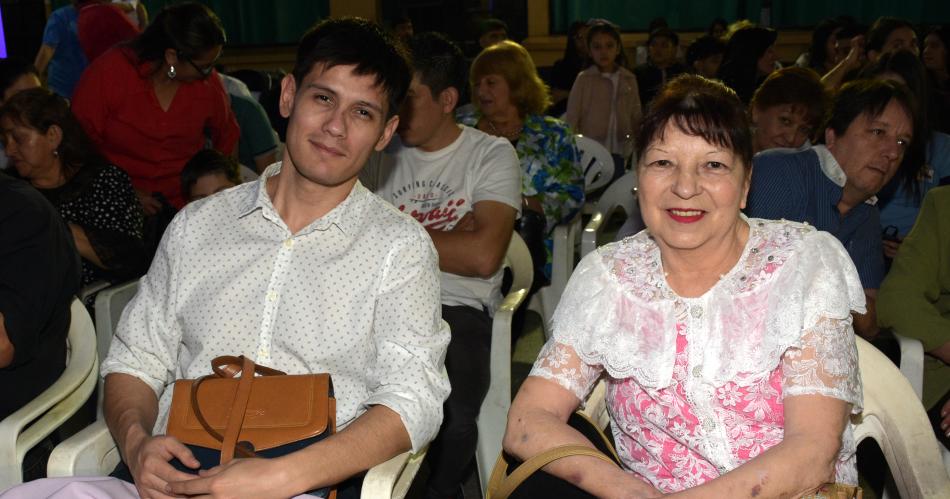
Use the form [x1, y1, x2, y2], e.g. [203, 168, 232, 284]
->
[190, 355, 267, 462]
[487, 444, 618, 499]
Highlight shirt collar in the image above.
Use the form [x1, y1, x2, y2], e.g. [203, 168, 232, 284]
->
[237, 161, 365, 236]
[812, 145, 878, 206]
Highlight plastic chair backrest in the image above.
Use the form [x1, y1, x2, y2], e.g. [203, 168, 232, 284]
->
[576, 135, 615, 194]
[0, 298, 97, 488]
[93, 280, 140, 365]
[853, 337, 950, 497]
[476, 233, 533, 490]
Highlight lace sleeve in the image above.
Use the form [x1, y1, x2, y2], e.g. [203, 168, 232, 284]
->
[530, 340, 603, 402]
[782, 315, 862, 413]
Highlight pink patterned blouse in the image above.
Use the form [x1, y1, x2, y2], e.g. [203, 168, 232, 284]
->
[531, 219, 865, 493]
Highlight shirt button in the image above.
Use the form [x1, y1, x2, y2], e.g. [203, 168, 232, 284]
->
[690, 305, 703, 318]
[283, 238, 294, 248]
[267, 291, 277, 301]
[692, 365, 702, 378]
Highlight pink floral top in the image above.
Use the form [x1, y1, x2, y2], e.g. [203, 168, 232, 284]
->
[531, 219, 865, 492]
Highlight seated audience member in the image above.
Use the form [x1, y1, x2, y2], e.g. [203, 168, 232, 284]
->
[634, 27, 687, 107]
[797, 18, 843, 75]
[366, 32, 521, 499]
[0, 172, 81, 421]
[388, 15, 414, 45]
[548, 20, 590, 117]
[0, 17, 451, 499]
[746, 79, 920, 340]
[749, 67, 829, 153]
[823, 17, 917, 91]
[717, 26, 779, 104]
[180, 148, 241, 203]
[71, 2, 239, 212]
[458, 40, 584, 283]
[861, 50, 950, 247]
[708, 17, 728, 39]
[478, 18, 508, 50]
[77, 0, 140, 62]
[219, 73, 279, 173]
[505, 75, 864, 497]
[566, 21, 641, 158]
[923, 26, 950, 134]
[878, 186, 950, 448]
[0, 60, 42, 171]
[33, 1, 88, 99]
[686, 35, 726, 79]
[0, 88, 146, 287]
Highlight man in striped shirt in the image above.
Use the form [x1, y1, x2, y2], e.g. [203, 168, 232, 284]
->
[746, 79, 919, 340]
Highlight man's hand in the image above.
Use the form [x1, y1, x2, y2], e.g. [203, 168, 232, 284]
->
[166, 457, 293, 499]
[941, 398, 950, 440]
[126, 432, 201, 499]
[883, 239, 902, 259]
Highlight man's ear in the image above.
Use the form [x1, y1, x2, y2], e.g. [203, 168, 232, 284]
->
[375, 115, 400, 152]
[278, 74, 297, 119]
[439, 87, 460, 115]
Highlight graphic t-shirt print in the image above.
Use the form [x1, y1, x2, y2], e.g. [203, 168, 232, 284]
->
[394, 179, 467, 230]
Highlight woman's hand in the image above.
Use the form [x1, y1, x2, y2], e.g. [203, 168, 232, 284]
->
[135, 188, 164, 216]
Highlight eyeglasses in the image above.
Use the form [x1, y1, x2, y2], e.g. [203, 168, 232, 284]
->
[186, 58, 215, 78]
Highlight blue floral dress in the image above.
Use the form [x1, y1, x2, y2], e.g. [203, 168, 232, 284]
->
[458, 111, 584, 277]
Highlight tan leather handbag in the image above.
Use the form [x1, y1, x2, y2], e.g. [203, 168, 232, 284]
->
[166, 355, 336, 497]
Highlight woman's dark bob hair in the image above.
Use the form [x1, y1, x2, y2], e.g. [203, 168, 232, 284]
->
[636, 74, 753, 171]
[0, 87, 106, 180]
[129, 2, 226, 63]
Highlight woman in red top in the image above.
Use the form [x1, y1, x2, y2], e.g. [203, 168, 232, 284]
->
[71, 2, 238, 212]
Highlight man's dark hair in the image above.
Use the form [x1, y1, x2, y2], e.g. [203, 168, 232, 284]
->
[636, 74, 753, 172]
[408, 32, 465, 101]
[0, 59, 38, 99]
[686, 36, 726, 66]
[822, 79, 922, 195]
[180, 149, 242, 201]
[648, 27, 679, 47]
[866, 17, 915, 53]
[292, 17, 411, 120]
[129, 2, 225, 63]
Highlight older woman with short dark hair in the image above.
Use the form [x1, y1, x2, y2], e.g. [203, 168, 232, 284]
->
[504, 75, 864, 497]
[1, 87, 146, 287]
[750, 66, 829, 153]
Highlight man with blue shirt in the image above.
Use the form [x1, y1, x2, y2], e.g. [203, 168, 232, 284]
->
[746, 79, 918, 340]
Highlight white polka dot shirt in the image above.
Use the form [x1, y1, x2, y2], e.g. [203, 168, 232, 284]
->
[101, 163, 451, 452]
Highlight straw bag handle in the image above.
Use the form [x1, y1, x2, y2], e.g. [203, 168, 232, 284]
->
[190, 355, 285, 464]
[487, 444, 618, 499]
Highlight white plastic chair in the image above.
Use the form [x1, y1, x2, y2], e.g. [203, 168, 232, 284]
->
[581, 171, 641, 258]
[0, 298, 98, 489]
[576, 135, 616, 217]
[475, 233, 533, 491]
[853, 336, 950, 498]
[528, 212, 582, 338]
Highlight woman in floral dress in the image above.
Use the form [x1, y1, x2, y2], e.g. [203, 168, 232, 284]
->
[458, 40, 584, 281]
[504, 75, 864, 497]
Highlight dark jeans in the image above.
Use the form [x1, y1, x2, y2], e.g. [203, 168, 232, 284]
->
[426, 305, 493, 497]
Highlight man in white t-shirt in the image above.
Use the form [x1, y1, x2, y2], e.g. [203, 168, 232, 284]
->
[363, 32, 521, 498]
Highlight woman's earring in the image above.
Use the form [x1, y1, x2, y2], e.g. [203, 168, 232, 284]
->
[53, 149, 59, 157]
[167, 65, 177, 79]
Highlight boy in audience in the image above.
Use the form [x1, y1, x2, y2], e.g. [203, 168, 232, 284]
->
[364, 32, 521, 499]
[686, 35, 726, 79]
[634, 27, 688, 106]
[746, 79, 919, 341]
[180, 149, 242, 203]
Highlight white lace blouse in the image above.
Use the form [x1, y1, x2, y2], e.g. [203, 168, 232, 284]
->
[530, 218, 865, 491]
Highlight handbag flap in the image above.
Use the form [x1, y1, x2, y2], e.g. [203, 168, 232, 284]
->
[167, 373, 334, 451]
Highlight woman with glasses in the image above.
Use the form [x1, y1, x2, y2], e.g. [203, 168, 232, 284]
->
[71, 2, 238, 212]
